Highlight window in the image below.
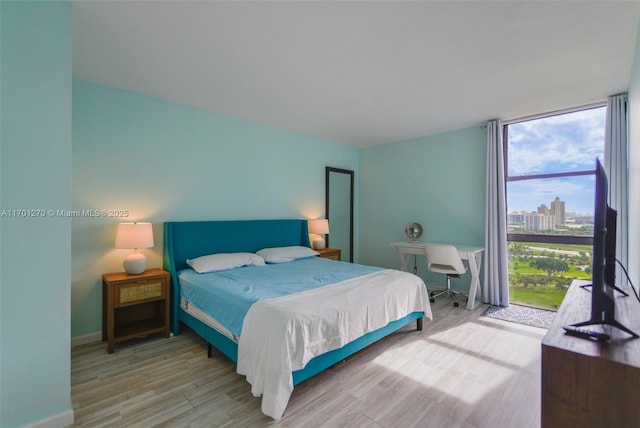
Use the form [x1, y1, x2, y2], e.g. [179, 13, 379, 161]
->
[504, 106, 606, 310]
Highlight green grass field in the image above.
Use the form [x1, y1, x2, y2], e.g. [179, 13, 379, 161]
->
[507, 242, 592, 311]
[509, 285, 567, 311]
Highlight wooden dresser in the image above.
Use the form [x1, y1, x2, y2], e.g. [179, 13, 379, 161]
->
[541, 280, 640, 427]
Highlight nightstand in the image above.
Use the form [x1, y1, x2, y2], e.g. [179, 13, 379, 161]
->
[316, 247, 342, 261]
[102, 268, 170, 353]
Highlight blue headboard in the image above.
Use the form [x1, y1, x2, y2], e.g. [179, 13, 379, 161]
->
[163, 219, 311, 333]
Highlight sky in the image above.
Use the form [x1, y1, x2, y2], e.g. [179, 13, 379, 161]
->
[506, 106, 606, 215]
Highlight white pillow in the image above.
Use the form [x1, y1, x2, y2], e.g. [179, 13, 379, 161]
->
[256, 246, 318, 264]
[186, 252, 266, 273]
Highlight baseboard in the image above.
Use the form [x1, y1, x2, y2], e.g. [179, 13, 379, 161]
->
[71, 331, 102, 348]
[26, 409, 74, 428]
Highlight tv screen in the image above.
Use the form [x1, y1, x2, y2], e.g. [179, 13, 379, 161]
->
[565, 159, 637, 339]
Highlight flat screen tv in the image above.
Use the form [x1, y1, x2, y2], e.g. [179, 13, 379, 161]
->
[567, 159, 638, 339]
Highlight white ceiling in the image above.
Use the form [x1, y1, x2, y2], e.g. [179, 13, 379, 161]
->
[72, 1, 640, 148]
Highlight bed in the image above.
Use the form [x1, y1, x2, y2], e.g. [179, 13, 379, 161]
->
[163, 219, 431, 419]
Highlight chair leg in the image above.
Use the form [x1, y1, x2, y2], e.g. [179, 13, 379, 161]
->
[429, 275, 468, 307]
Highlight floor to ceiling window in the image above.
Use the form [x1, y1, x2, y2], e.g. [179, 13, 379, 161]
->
[504, 105, 606, 310]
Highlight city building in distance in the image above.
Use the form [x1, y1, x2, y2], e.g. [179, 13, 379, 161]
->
[508, 196, 593, 235]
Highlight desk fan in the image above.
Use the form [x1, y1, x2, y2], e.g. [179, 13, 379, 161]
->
[405, 222, 423, 242]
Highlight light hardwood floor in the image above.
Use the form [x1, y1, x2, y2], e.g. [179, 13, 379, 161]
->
[71, 299, 546, 427]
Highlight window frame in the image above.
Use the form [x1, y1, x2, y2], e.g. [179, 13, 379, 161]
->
[503, 104, 606, 246]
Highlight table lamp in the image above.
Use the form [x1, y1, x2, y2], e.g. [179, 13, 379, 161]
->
[308, 219, 330, 250]
[115, 222, 154, 274]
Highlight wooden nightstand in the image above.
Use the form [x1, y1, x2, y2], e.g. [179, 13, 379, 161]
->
[316, 247, 342, 261]
[102, 268, 170, 353]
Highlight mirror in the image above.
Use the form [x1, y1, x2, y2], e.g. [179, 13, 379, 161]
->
[325, 167, 354, 262]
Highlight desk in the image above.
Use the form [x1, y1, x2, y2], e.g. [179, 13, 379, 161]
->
[391, 242, 484, 310]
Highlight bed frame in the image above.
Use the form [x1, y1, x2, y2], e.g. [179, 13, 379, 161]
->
[163, 219, 424, 385]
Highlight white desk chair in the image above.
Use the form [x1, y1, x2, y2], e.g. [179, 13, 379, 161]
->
[425, 243, 468, 307]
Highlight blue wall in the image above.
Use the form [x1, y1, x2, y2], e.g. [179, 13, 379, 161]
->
[69, 17, 640, 342]
[628, 17, 640, 291]
[71, 80, 359, 337]
[71, 79, 488, 336]
[0, 1, 73, 426]
[359, 126, 487, 290]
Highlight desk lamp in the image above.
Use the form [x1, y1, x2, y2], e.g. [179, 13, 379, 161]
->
[308, 219, 330, 250]
[115, 222, 154, 274]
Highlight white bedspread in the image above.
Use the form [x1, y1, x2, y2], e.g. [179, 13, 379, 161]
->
[236, 268, 431, 419]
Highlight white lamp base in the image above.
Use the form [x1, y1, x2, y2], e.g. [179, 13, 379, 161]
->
[123, 250, 147, 274]
[312, 236, 326, 250]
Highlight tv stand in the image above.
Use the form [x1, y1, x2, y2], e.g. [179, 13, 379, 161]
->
[572, 282, 638, 339]
[571, 317, 639, 339]
[542, 280, 640, 427]
[579, 281, 629, 297]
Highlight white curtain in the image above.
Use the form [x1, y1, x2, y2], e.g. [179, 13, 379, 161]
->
[604, 94, 629, 286]
[483, 120, 510, 306]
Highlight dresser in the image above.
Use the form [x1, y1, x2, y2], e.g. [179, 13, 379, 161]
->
[541, 280, 640, 427]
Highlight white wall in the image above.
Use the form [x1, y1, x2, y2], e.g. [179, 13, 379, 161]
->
[0, 2, 73, 426]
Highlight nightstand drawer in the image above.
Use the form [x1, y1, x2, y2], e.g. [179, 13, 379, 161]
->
[116, 281, 164, 307]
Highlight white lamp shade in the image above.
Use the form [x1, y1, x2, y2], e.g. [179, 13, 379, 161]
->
[115, 222, 154, 249]
[308, 219, 330, 235]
